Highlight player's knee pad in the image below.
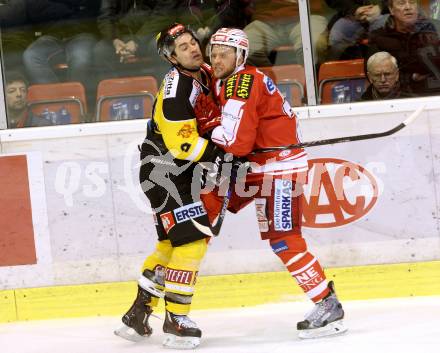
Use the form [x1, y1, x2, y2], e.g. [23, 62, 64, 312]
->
[168, 238, 208, 266]
[142, 239, 173, 274]
[140, 240, 173, 299]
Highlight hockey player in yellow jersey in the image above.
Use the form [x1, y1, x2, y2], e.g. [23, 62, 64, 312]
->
[114, 23, 223, 349]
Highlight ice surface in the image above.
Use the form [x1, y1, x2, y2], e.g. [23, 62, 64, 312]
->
[1, 296, 439, 353]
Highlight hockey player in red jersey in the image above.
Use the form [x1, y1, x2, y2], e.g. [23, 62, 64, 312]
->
[198, 27, 347, 339]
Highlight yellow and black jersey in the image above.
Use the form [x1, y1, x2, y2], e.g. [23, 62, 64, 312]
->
[151, 66, 217, 162]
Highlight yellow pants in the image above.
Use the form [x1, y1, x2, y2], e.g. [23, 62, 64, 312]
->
[142, 238, 208, 315]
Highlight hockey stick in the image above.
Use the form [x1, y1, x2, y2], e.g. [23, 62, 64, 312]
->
[252, 105, 425, 153]
[192, 105, 424, 237]
[191, 181, 233, 237]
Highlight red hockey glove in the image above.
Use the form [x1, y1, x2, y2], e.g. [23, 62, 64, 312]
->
[194, 94, 221, 136]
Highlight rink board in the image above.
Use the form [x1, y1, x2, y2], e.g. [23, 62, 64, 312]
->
[1, 260, 439, 323]
[1, 98, 440, 324]
[1, 101, 440, 291]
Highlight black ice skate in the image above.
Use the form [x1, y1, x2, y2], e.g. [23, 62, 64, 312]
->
[114, 285, 155, 342]
[297, 281, 347, 339]
[114, 269, 164, 342]
[162, 310, 202, 349]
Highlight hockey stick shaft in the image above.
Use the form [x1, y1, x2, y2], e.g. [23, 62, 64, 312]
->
[253, 105, 424, 153]
[193, 106, 424, 236]
[211, 187, 231, 236]
[191, 186, 231, 237]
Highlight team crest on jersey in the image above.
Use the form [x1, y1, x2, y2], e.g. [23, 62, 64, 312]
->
[173, 201, 207, 223]
[236, 73, 254, 99]
[225, 74, 238, 99]
[160, 211, 175, 234]
[177, 124, 195, 138]
[274, 179, 292, 231]
[263, 75, 276, 95]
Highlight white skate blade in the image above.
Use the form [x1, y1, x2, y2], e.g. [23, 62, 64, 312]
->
[298, 319, 347, 339]
[114, 323, 146, 342]
[162, 333, 201, 349]
[138, 276, 165, 298]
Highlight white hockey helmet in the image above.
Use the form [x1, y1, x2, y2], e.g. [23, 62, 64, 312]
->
[208, 28, 249, 68]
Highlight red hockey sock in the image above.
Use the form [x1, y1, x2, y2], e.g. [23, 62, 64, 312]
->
[270, 236, 330, 302]
[286, 252, 330, 302]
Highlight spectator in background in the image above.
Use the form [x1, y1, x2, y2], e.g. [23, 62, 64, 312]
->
[360, 51, 414, 100]
[5, 71, 53, 128]
[93, 0, 157, 79]
[5, 71, 28, 128]
[326, 0, 389, 59]
[22, 0, 101, 107]
[243, 0, 328, 66]
[188, 0, 253, 47]
[0, 0, 33, 73]
[94, 0, 251, 82]
[368, 0, 440, 96]
[431, 0, 440, 20]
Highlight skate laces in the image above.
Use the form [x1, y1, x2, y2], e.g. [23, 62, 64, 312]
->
[306, 294, 337, 324]
[173, 314, 198, 329]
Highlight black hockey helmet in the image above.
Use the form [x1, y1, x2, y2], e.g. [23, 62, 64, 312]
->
[156, 23, 199, 60]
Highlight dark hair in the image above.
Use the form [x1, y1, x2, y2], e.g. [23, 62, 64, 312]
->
[5, 71, 28, 87]
[156, 23, 199, 59]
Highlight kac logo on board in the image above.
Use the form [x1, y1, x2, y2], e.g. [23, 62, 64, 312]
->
[302, 158, 379, 228]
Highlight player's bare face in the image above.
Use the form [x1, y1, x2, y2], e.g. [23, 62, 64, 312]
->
[172, 33, 203, 70]
[210, 45, 237, 80]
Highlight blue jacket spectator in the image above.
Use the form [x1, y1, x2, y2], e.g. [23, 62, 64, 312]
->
[326, 0, 389, 59]
[22, 0, 101, 112]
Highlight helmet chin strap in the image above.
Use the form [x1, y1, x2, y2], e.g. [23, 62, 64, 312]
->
[235, 49, 244, 69]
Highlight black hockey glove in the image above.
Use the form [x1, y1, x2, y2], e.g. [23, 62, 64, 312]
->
[204, 150, 233, 187]
[200, 151, 249, 187]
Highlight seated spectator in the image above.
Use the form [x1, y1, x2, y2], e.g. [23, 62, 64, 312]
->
[431, 0, 440, 20]
[94, 0, 156, 78]
[368, 0, 440, 96]
[0, 0, 33, 73]
[360, 51, 414, 100]
[243, 0, 329, 66]
[4, 71, 52, 128]
[188, 0, 253, 47]
[5, 71, 28, 128]
[94, 0, 250, 82]
[22, 0, 101, 107]
[326, 0, 389, 59]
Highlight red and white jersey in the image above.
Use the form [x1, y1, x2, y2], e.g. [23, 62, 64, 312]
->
[211, 64, 308, 179]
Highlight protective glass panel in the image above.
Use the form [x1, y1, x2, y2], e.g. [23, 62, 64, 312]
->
[311, 0, 440, 104]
